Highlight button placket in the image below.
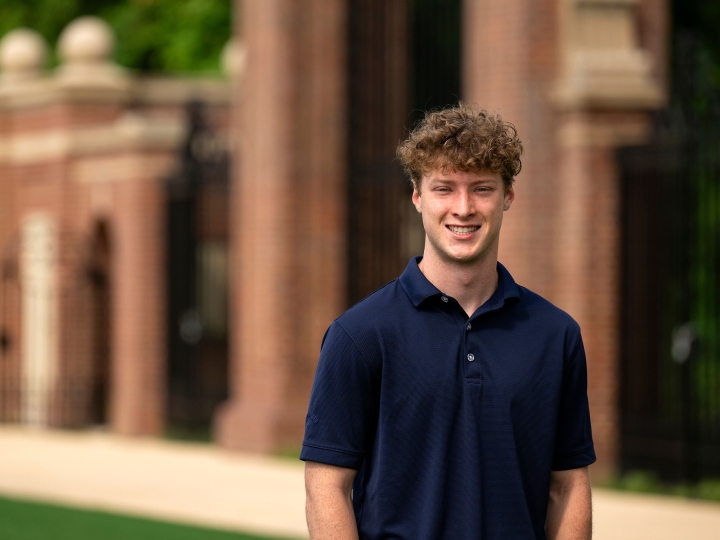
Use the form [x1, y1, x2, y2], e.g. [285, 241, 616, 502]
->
[464, 319, 481, 382]
[465, 320, 473, 361]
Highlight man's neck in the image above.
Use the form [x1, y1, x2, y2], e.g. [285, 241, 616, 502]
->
[418, 248, 499, 317]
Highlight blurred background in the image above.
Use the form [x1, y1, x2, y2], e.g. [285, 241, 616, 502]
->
[0, 0, 719, 537]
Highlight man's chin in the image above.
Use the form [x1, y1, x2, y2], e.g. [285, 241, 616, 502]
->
[425, 238, 494, 266]
[440, 250, 485, 266]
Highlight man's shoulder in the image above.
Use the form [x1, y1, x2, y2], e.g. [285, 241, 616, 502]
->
[335, 278, 405, 332]
[515, 284, 581, 336]
[322, 279, 405, 363]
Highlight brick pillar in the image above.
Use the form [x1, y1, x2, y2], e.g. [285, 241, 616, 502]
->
[111, 170, 166, 435]
[551, 0, 665, 479]
[552, 111, 659, 479]
[463, 0, 666, 478]
[215, 0, 347, 452]
[462, 0, 560, 298]
[463, 0, 528, 124]
[553, 115, 618, 478]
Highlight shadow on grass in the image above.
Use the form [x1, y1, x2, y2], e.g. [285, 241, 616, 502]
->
[0, 495, 299, 540]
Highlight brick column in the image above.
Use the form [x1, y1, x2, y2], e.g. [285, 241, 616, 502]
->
[551, 0, 665, 479]
[563, 144, 621, 477]
[463, 0, 666, 478]
[462, 0, 560, 298]
[553, 112, 652, 479]
[215, 0, 347, 452]
[111, 170, 166, 435]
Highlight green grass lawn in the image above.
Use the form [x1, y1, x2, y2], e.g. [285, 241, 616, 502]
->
[0, 495, 296, 540]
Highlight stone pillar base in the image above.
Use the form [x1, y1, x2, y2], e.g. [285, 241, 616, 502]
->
[214, 399, 305, 454]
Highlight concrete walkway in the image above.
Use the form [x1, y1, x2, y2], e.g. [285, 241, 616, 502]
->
[1, 427, 719, 539]
[0, 427, 307, 539]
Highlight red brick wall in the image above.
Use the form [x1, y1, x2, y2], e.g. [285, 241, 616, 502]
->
[0, 87, 225, 434]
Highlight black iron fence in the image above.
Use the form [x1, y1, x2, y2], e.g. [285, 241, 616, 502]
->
[618, 34, 720, 481]
[165, 102, 230, 439]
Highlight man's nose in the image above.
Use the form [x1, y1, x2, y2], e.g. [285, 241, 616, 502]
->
[452, 191, 474, 217]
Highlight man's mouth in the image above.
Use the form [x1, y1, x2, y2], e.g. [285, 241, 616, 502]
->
[447, 225, 479, 235]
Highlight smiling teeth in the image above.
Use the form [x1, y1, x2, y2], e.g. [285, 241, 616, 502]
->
[449, 226, 479, 234]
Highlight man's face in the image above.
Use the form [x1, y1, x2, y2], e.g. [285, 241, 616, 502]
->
[412, 168, 514, 265]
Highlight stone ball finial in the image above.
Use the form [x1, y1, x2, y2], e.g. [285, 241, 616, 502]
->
[221, 39, 247, 79]
[58, 16, 115, 65]
[0, 28, 48, 78]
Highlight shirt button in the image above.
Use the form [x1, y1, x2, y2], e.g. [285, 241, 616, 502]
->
[441, 296, 448, 303]
[467, 353, 475, 362]
[466, 323, 472, 330]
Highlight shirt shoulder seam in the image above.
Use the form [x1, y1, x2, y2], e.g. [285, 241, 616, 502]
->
[333, 319, 376, 370]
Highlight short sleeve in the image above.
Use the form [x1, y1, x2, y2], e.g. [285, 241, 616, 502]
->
[552, 331, 597, 470]
[300, 321, 379, 469]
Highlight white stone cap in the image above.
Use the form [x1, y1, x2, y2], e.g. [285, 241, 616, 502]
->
[56, 16, 128, 90]
[0, 28, 48, 82]
[553, 49, 665, 110]
[58, 16, 115, 65]
[221, 39, 247, 80]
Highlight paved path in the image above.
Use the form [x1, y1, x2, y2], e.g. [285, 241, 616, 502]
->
[1, 427, 719, 539]
[0, 427, 307, 539]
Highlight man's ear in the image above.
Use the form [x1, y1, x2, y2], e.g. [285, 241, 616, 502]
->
[412, 187, 422, 213]
[503, 186, 515, 211]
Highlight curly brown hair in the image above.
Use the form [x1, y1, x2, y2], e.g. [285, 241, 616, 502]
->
[396, 103, 523, 191]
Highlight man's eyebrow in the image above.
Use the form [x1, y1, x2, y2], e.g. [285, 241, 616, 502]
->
[472, 180, 499, 185]
[427, 177, 498, 184]
[426, 177, 455, 183]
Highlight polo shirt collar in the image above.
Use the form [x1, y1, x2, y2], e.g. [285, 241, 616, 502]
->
[399, 256, 520, 309]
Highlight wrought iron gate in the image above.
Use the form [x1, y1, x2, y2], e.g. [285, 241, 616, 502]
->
[347, 0, 461, 304]
[618, 34, 720, 481]
[166, 101, 230, 439]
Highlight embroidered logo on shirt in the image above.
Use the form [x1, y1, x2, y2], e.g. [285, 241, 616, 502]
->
[306, 413, 318, 427]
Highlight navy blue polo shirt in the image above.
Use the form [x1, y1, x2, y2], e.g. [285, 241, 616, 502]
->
[301, 257, 595, 539]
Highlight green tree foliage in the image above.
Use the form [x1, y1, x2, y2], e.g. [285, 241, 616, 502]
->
[0, 0, 231, 73]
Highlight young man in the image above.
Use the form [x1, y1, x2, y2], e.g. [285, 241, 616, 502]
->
[301, 104, 595, 539]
